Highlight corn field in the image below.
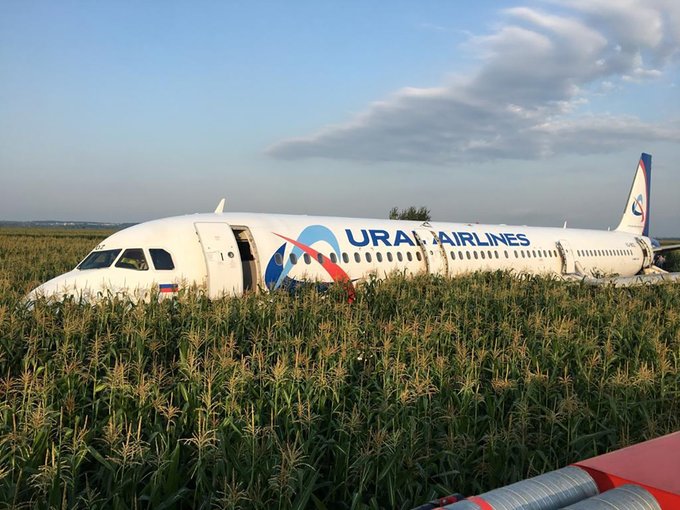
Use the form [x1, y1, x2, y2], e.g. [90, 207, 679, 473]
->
[1, 227, 679, 509]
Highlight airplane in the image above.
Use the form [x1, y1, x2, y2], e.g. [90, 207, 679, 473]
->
[27, 153, 680, 302]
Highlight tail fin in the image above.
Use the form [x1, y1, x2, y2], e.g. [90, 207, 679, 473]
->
[615, 153, 651, 237]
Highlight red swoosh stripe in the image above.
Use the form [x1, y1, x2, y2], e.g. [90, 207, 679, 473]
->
[274, 233, 356, 303]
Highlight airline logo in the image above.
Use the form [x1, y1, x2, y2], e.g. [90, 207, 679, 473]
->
[631, 193, 645, 223]
[345, 229, 531, 247]
[264, 225, 355, 301]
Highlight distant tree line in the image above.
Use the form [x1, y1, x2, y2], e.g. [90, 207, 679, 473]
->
[389, 206, 431, 221]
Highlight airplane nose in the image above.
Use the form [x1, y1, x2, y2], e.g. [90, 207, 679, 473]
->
[25, 271, 81, 302]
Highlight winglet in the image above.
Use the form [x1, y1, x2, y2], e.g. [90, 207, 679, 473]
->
[214, 198, 226, 214]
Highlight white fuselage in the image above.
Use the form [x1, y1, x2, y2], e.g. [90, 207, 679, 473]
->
[28, 212, 652, 301]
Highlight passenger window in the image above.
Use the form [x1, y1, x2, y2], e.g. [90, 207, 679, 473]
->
[416, 252, 422, 261]
[317, 253, 324, 264]
[397, 252, 403, 262]
[365, 253, 372, 263]
[407, 252, 413, 262]
[480, 251, 485, 259]
[342, 253, 349, 263]
[115, 249, 149, 271]
[304, 254, 311, 264]
[504, 250, 508, 258]
[450, 251, 455, 260]
[330, 253, 337, 263]
[290, 253, 298, 264]
[78, 249, 122, 270]
[354, 253, 361, 263]
[466, 251, 471, 260]
[376, 252, 383, 262]
[387, 252, 393, 262]
[150, 249, 175, 270]
[495, 251, 499, 259]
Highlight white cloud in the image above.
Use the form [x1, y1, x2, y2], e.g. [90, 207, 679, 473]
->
[268, 1, 680, 164]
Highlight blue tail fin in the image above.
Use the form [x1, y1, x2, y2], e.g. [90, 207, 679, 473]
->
[615, 153, 651, 237]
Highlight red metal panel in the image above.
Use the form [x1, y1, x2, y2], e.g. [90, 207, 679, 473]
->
[573, 431, 680, 509]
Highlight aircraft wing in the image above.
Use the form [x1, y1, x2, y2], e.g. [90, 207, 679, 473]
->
[654, 244, 680, 254]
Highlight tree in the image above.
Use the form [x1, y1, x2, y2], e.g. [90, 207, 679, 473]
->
[389, 206, 431, 221]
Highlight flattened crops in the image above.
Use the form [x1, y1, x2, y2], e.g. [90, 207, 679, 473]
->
[1, 228, 679, 509]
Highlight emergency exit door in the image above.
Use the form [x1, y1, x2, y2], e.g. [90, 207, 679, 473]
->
[557, 239, 576, 274]
[194, 222, 243, 298]
[412, 229, 449, 276]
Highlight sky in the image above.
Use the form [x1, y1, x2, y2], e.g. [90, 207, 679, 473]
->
[1, 1, 679, 235]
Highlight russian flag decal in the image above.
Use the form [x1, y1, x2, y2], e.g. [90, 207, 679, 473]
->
[159, 283, 178, 293]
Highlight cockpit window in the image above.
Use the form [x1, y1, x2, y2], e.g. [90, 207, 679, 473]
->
[150, 249, 175, 270]
[115, 249, 149, 271]
[78, 249, 122, 270]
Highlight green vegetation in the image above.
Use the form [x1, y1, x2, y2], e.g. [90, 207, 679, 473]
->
[665, 251, 680, 272]
[388, 207, 431, 222]
[660, 239, 680, 272]
[1, 227, 679, 509]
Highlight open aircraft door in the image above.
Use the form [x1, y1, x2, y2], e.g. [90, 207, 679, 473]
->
[194, 222, 243, 298]
[412, 228, 449, 276]
[635, 237, 653, 269]
[556, 239, 576, 274]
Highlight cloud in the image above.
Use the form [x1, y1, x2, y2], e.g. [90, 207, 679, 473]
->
[267, 1, 680, 164]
